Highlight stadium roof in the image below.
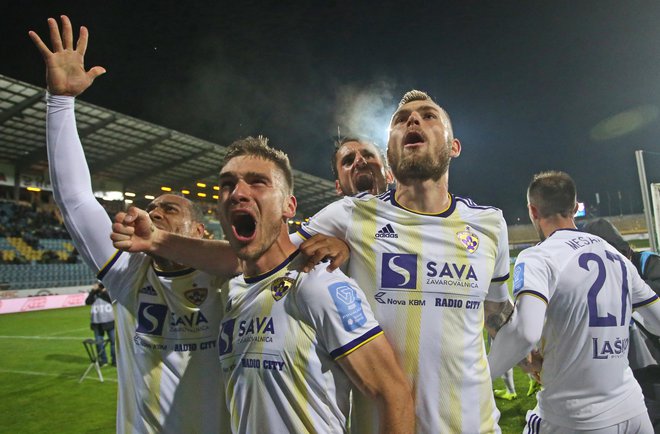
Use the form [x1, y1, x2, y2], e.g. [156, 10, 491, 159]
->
[0, 74, 338, 218]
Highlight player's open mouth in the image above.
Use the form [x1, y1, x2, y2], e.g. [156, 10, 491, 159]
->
[403, 131, 425, 147]
[231, 211, 257, 242]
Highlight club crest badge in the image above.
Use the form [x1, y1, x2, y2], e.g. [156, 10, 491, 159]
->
[456, 226, 479, 253]
[184, 287, 208, 306]
[271, 277, 294, 301]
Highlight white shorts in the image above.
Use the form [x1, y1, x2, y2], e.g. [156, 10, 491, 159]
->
[522, 409, 653, 434]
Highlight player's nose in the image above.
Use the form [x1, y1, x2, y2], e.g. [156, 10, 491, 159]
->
[406, 111, 421, 127]
[354, 152, 367, 168]
[230, 179, 250, 203]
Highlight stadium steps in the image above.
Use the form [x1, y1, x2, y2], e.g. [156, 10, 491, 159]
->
[0, 263, 96, 290]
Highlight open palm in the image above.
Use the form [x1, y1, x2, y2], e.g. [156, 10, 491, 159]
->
[28, 15, 105, 96]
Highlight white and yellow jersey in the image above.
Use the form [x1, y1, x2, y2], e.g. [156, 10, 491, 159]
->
[218, 252, 382, 434]
[297, 190, 510, 434]
[513, 229, 659, 429]
[99, 251, 228, 434]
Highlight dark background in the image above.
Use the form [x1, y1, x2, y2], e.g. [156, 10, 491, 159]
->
[4, 1, 660, 222]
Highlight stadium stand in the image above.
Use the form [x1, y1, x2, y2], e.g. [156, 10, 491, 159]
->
[0, 199, 96, 290]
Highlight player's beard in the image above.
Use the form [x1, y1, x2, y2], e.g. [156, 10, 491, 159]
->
[389, 144, 451, 184]
[354, 172, 375, 193]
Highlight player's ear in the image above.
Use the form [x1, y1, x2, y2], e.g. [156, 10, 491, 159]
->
[283, 194, 296, 219]
[335, 180, 343, 196]
[385, 168, 394, 185]
[528, 203, 540, 220]
[450, 138, 461, 157]
[194, 222, 205, 239]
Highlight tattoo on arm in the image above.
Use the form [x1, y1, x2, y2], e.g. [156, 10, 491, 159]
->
[485, 301, 514, 333]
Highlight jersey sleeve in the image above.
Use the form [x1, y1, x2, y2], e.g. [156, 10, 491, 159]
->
[46, 94, 117, 274]
[293, 267, 383, 360]
[512, 248, 550, 305]
[295, 197, 353, 242]
[491, 213, 511, 283]
[486, 214, 512, 302]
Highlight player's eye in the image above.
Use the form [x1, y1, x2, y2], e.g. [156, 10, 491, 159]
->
[251, 177, 268, 186]
[219, 180, 234, 190]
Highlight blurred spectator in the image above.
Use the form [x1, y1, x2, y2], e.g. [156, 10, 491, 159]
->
[85, 282, 116, 367]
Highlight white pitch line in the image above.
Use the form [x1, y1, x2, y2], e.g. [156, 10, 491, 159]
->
[0, 368, 118, 382]
[47, 327, 89, 336]
[0, 335, 88, 340]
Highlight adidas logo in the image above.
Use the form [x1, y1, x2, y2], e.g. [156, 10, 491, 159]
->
[375, 224, 398, 238]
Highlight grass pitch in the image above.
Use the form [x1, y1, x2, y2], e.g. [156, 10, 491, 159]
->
[0, 307, 117, 434]
[0, 306, 534, 433]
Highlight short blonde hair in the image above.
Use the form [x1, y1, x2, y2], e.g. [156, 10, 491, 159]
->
[396, 89, 454, 138]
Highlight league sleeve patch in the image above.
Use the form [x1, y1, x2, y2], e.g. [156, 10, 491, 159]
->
[328, 282, 367, 332]
[513, 263, 525, 296]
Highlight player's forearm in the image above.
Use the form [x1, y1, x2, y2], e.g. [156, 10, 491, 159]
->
[46, 93, 115, 271]
[337, 335, 414, 433]
[488, 296, 545, 378]
[376, 385, 415, 434]
[152, 232, 240, 277]
[487, 315, 536, 378]
[46, 94, 94, 203]
[484, 298, 514, 338]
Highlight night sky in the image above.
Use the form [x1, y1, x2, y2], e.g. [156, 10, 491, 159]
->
[4, 1, 660, 223]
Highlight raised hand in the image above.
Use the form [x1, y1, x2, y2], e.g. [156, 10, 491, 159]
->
[111, 207, 162, 253]
[28, 15, 105, 96]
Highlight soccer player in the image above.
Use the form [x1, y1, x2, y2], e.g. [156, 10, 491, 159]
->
[115, 137, 415, 433]
[296, 90, 513, 433]
[29, 16, 234, 433]
[488, 171, 660, 433]
[112, 90, 513, 433]
[332, 137, 393, 196]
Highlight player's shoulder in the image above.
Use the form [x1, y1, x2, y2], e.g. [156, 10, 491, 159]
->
[297, 264, 349, 288]
[517, 229, 586, 265]
[343, 189, 392, 206]
[295, 265, 360, 300]
[453, 194, 503, 216]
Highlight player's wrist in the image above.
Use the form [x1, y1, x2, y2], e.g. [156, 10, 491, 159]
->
[149, 227, 168, 254]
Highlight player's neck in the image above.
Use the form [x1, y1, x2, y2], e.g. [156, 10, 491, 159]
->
[241, 231, 297, 279]
[395, 175, 451, 214]
[540, 216, 577, 239]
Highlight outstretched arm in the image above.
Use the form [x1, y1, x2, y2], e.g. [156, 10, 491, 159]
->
[337, 336, 415, 434]
[111, 207, 241, 276]
[30, 16, 113, 272]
